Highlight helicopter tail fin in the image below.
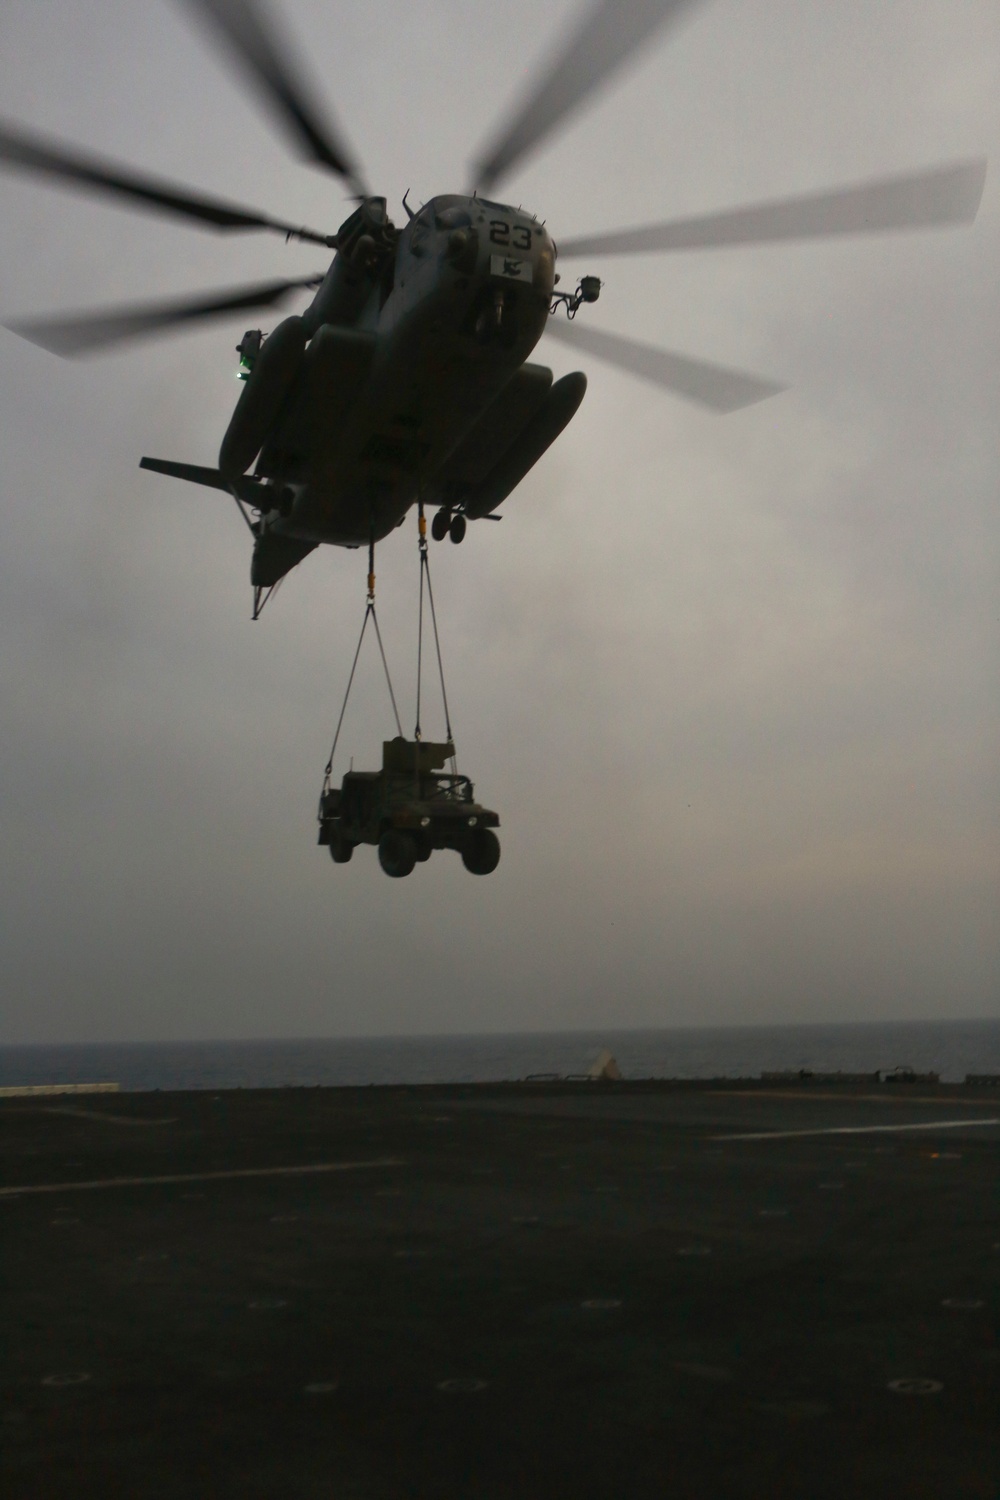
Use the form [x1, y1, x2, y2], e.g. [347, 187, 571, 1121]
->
[139, 455, 268, 507]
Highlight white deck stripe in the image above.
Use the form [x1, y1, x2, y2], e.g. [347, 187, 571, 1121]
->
[0, 1083, 119, 1097]
[713, 1118, 999, 1142]
[0, 1158, 404, 1197]
[37, 1106, 177, 1127]
[713, 1090, 1000, 1108]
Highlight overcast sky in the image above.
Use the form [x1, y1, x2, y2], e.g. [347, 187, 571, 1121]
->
[0, 0, 996, 1045]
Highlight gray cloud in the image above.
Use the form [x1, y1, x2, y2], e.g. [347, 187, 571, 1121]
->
[0, 0, 996, 1044]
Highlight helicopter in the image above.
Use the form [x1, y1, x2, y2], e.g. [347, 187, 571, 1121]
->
[0, 0, 986, 618]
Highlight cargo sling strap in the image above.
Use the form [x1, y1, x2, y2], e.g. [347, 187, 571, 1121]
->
[321, 527, 402, 795]
[414, 501, 456, 768]
[321, 505, 456, 796]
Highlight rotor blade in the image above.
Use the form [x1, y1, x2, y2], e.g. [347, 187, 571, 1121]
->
[558, 159, 988, 258]
[5, 275, 321, 357]
[545, 318, 785, 412]
[0, 119, 336, 245]
[178, 0, 367, 195]
[470, 0, 704, 193]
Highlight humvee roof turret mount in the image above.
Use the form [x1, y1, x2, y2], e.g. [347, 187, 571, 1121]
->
[318, 737, 501, 877]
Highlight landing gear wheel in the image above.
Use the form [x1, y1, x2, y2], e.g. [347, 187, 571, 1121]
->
[431, 508, 451, 542]
[328, 829, 353, 864]
[378, 829, 418, 878]
[415, 844, 432, 862]
[461, 828, 500, 875]
[448, 512, 467, 545]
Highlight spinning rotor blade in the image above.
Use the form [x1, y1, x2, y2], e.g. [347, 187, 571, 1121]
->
[545, 318, 784, 412]
[178, 0, 367, 196]
[558, 159, 988, 257]
[470, 0, 704, 193]
[0, 119, 335, 245]
[6, 275, 321, 356]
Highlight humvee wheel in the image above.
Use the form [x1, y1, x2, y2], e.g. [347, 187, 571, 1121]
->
[378, 829, 417, 878]
[329, 830, 353, 864]
[431, 508, 450, 542]
[449, 512, 467, 545]
[461, 828, 500, 875]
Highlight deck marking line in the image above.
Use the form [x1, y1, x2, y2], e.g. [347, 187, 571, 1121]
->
[712, 1091, 1000, 1108]
[0, 1158, 404, 1197]
[712, 1119, 998, 1142]
[0, 1083, 118, 1098]
[40, 1107, 178, 1127]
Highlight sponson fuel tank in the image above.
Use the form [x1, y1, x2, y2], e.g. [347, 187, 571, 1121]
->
[464, 372, 587, 520]
[219, 315, 307, 483]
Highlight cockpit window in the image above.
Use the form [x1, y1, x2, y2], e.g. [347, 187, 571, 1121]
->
[409, 207, 434, 254]
[436, 207, 472, 231]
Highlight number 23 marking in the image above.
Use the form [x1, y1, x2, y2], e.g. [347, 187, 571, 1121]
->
[490, 221, 531, 251]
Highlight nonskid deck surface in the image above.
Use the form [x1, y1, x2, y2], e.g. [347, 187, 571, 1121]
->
[2, 1081, 998, 1499]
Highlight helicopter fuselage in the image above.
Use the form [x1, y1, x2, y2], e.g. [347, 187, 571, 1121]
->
[220, 193, 583, 582]
[6, 0, 984, 602]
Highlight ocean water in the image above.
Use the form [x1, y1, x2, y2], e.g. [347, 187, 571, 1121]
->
[1, 1019, 998, 1092]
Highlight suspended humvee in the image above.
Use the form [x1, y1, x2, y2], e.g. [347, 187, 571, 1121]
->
[318, 737, 500, 877]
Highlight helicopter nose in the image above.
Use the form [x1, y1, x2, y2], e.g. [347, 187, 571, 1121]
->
[533, 239, 556, 296]
[446, 226, 478, 273]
